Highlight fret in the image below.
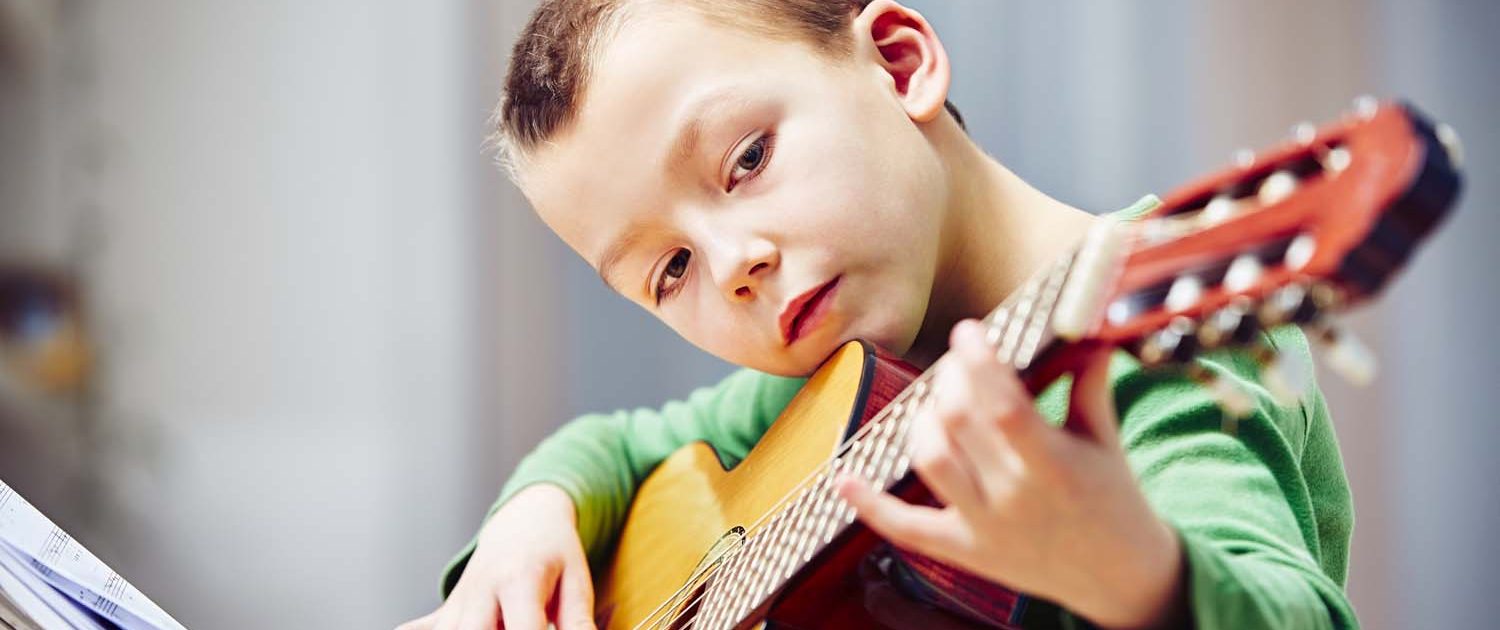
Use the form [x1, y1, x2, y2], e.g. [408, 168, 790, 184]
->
[750, 510, 790, 607]
[866, 418, 895, 490]
[1017, 258, 1073, 369]
[768, 486, 813, 587]
[696, 552, 731, 629]
[999, 277, 1040, 365]
[787, 476, 819, 559]
[717, 546, 748, 630]
[791, 473, 829, 565]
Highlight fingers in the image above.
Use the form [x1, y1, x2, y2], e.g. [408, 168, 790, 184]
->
[456, 594, 501, 630]
[1066, 346, 1119, 444]
[554, 551, 597, 630]
[498, 562, 558, 630]
[946, 320, 1049, 455]
[836, 475, 963, 559]
[925, 348, 1017, 506]
[395, 611, 438, 630]
[908, 380, 986, 510]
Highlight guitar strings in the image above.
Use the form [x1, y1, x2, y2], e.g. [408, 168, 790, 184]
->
[642, 342, 1004, 630]
[637, 373, 936, 630]
[637, 386, 919, 630]
[639, 259, 1063, 630]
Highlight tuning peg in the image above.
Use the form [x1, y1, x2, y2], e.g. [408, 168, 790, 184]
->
[1258, 284, 1315, 326]
[1436, 122, 1465, 169]
[1233, 148, 1256, 168]
[1293, 122, 1317, 145]
[1224, 254, 1264, 293]
[1138, 316, 1197, 366]
[1201, 194, 1239, 225]
[1165, 275, 1205, 313]
[1309, 320, 1378, 386]
[1354, 95, 1380, 120]
[1198, 298, 1260, 349]
[1257, 170, 1298, 206]
[1251, 344, 1311, 406]
[1321, 146, 1352, 174]
[1285, 233, 1318, 271]
[1184, 363, 1254, 430]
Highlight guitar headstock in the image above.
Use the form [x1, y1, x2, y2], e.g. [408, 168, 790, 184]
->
[1051, 98, 1463, 411]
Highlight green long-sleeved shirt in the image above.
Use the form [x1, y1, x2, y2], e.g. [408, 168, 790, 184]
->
[442, 197, 1358, 628]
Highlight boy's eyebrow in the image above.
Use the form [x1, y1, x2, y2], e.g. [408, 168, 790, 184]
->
[668, 88, 744, 170]
[596, 90, 745, 293]
[596, 222, 646, 293]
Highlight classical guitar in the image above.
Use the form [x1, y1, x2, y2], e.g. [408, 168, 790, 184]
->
[593, 99, 1464, 630]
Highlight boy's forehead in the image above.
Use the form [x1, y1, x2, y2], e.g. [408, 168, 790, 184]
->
[524, 9, 828, 265]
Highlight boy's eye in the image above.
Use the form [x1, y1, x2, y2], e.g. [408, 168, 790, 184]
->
[655, 249, 691, 303]
[727, 134, 775, 192]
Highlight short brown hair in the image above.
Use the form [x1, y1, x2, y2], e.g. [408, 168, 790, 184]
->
[492, 0, 962, 176]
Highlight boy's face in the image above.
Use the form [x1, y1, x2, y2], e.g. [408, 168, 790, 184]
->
[521, 6, 951, 376]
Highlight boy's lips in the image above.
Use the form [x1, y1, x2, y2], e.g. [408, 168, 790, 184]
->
[779, 275, 841, 346]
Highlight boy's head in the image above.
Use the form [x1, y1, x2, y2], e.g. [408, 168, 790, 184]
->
[499, 0, 970, 376]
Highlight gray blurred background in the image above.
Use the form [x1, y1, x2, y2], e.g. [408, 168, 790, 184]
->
[0, 1, 1494, 628]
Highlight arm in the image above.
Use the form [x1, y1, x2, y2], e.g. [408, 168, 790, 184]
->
[441, 367, 806, 596]
[838, 321, 1356, 629]
[1106, 325, 1357, 628]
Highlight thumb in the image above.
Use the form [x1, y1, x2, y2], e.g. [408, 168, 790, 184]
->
[1065, 346, 1120, 444]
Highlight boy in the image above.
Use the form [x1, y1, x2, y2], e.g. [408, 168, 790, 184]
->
[403, 0, 1357, 628]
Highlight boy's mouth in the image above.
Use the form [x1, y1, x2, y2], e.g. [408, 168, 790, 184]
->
[780, 275, 841, 346]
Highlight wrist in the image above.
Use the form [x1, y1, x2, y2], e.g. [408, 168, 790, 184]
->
[1095, 520, 1188, 629]
[479, 483, 578, 544]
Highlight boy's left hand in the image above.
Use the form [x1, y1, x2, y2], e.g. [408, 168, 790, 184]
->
[836, 319, 1186, 629]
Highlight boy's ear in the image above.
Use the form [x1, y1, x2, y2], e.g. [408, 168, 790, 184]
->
[851, 0, 951, 124]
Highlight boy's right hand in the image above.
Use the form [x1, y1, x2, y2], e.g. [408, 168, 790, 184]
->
[398, 484, 597, 630]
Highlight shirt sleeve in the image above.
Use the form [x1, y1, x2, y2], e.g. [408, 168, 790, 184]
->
[1042, 325, 1357, 628]
[440, 368, 806, 597]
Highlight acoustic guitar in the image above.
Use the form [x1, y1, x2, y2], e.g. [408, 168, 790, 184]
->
[592, 99, 1465, 630]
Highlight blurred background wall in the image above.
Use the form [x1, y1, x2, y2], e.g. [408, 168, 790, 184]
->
[0, 1, 1494, 628]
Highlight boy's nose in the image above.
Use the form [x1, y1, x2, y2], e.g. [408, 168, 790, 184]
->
[721, 238, 779, 302]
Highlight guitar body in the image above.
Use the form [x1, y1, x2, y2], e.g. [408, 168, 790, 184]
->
[595, 340, 985, 630]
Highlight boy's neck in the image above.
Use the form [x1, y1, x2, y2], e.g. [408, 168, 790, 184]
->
[903, 121, 1098, 369]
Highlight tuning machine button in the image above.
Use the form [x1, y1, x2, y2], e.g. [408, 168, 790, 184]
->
[1251, 344, 1311, 406]
[1308, 319, 1378, 386]
[1354, 95, 1380, 120]
[1184, 363, 1255, 431]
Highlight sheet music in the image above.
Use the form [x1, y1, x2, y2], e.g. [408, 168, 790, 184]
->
[0, 480, 186, 630]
